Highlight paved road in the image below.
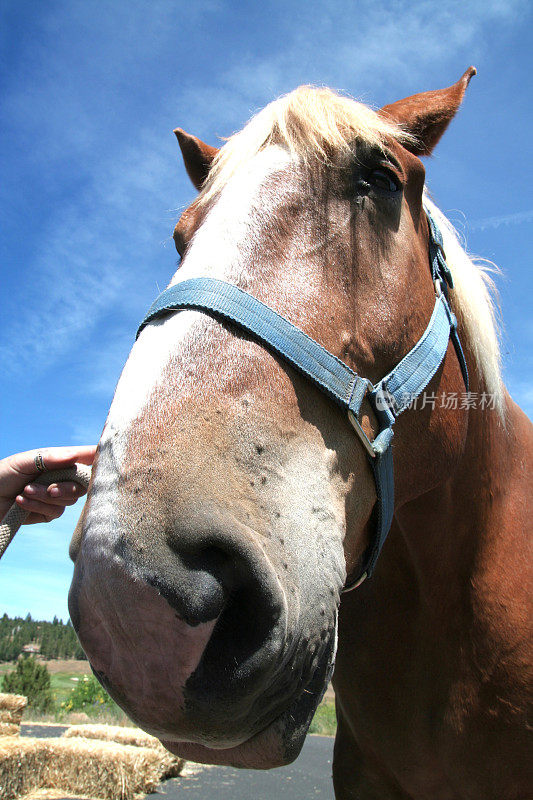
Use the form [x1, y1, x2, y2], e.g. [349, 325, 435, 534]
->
[21, 722, 68, 738]
[158, 735, 335, 800]
[20, 725, 336, 799]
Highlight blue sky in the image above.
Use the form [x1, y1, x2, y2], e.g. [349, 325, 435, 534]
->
[1, 0, 531, 621]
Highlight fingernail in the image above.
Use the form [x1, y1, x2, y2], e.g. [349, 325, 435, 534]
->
[49, 486, 60, 497]
[16, 495, 26, 504]
[24, 485, 36, 495]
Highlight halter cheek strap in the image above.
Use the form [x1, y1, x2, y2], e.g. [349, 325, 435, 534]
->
[136, 209, 468, 589]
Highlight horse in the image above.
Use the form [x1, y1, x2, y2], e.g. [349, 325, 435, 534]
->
[68, 68, 532, 799]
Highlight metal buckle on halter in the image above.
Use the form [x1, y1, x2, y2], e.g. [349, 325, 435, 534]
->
[347, 381, 377, 459]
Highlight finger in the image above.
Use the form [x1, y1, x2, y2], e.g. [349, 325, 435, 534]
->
[15, 495, 66, 522]
[24, 512, 59, 525]
[9, 445, 97, 477]
[36, 445, 97, 471]
[47, 482, 87, 501]
[23, 483, 85, 506]
[71, 445, 98, 466]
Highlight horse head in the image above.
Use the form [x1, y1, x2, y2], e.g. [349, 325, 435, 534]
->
[69, 69, 480, 768]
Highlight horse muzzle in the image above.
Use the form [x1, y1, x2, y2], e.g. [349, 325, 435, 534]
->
[68, 510, 334, 758]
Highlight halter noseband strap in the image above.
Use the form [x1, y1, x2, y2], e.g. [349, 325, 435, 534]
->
[137, 208, 468, 591]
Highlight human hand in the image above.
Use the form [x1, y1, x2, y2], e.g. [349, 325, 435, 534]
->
[0, 446, 96, 525]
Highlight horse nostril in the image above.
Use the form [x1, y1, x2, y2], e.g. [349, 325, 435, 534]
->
[143, 544, 234, 626]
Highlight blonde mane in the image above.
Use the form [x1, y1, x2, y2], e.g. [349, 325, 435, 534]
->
[199, 85, 412, 206]
[199, 86, 504, 414]
[424, 198, 504, 414]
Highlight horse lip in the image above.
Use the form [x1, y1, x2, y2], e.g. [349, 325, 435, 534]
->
[71, 503, 338, 758]
[159, 620, 337, 761]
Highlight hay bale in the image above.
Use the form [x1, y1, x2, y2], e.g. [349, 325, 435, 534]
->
[0, 735, 181, 800]
[19, 791, 93, 800]
[0, 737, 41, 800]
[0, 694, 27, 715]
[65, 724, 160, 750]
[0, 694, 27, 734]
[63, 725, 184, 774]
[66, 713, 90, 725]
[0, 711, 23, 724]
[0, 722, 20, 737]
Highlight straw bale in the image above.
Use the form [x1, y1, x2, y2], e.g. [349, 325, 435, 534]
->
[0, 709, 24, 725]
[63, 724, 157, 748]
[65, 724, 157, 750]
[20, 792, 96, 800]
[0, 694, 28, 713]
[0, 722, 20, 736]
[67, 713, 90, 725]
[63, 725, 184, 774]
[0, 735, 182, 800]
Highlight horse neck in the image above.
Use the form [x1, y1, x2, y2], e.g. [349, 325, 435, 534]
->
[392, 386, 531, 607]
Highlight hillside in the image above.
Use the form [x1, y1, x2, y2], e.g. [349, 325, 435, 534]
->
[0, 613, 85, 662]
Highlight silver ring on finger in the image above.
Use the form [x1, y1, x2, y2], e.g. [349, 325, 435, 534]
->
[34, 453, 46, 473]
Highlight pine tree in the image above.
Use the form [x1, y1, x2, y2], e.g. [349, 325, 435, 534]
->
[0, 614, 87, 662]
[2, 657, 53, 711]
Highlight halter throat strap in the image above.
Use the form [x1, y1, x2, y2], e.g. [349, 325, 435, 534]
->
[136, 210, 468, 589]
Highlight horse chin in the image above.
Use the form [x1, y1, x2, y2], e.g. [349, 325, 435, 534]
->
[160, 716, 299, 769]
[159, 635, 336, 769]
[101, 615, 337, 769]
[71, 554, 337, 768]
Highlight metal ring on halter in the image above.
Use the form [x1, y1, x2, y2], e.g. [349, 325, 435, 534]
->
[34, 453, 46, 473]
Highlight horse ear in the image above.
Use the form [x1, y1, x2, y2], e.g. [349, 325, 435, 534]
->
[379, 67, 476, 156]
[174, 128, 219, 191]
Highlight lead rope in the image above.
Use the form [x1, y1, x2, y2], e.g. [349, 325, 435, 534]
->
[0, 465, 92, 560]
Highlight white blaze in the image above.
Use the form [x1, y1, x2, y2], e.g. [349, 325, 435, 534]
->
[102, 145, 295, 454]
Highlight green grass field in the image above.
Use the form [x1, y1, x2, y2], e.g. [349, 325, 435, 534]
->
[309, 698, 337, 736]
[50, 671, 88, 705]
[0, 660, 92, 703]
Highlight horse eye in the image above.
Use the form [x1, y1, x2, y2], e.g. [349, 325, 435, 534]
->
[368, 168, 400, 193]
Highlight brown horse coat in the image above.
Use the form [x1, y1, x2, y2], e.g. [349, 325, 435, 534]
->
[69, 70, 532, 799]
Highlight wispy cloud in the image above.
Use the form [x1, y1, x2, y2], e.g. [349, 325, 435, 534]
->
[1, 0, 530, 622]
[2, 0, 529, 385]
[190, 0, 530, 109]
[468, 209, 533, 231]
[0, 134, 175, 377]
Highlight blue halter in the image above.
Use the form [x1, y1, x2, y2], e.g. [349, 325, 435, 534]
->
[137, 207, 468, 590]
